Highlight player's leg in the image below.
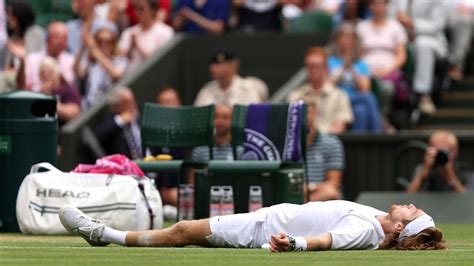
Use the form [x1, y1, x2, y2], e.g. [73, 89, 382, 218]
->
[125, 219, 212, 247]
[59, 205, 212, 247]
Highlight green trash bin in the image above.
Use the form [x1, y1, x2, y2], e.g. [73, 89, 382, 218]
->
[0, 90, 57, 232]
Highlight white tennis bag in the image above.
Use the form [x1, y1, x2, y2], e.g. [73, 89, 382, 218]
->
[16, 163, 163, 234]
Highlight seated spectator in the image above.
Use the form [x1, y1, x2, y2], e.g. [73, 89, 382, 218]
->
[288, 46, 353, 134]
[38, 57, 81, 126]
[303, 97, 345, 202]
[155, 86, 182, 106]
[446, 0, 474, 81]
[192, 104, 243, 162]
[3, 1, 45, 71]
[328, 23, 381, 133]
[173, 0, 229, 34]
[67, 0, 96, 55]
[357, 0, 408, 124]
[94, 87, 142, 160]
[118, 0, 174, 72]
[232, 0, 282, 32]
[338, 0, 369, 25]
[407, 130, 467, 193]
[194, 50, 268, 106]
[17, 22, 75, 92]
[74, 20, 128, 110]
[147, 87, 184, 208]
[391, 0, 448, 114]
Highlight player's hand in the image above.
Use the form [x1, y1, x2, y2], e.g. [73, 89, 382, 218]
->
[269, 233, 289, 253]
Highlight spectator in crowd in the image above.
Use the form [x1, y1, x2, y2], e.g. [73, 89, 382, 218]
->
[192, 104, 243, 162]
[300, 0, 342, 15]
[356, 0, 407, 127]
[125, 0, 172, 26]
[173, 0, 229, 34]
[194, 50, 268, 106]
[75, 19, 128, 110]
[328, 23, 381, 133]
[67, 0, 96, 55]
[407, 130, 466, 193]
[390, 0, 448, 115]
[3, 1, 45, 71]
[288, 46, 353, 134]
[16, 22, 74, 92]
[232, 0, 282, 32]
[118, 0, 174, 72]
[338, 0, 369, 25]
[303, 98, 345, 202]
[155, 86, 182, 106]
[148, 87, 184, 209]
[37, 57, 81, 125]
[446, 0, 474, 81]
[94, 87, 142, 160]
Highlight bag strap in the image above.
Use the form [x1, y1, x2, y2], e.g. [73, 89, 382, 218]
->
[138, 182, 155, 230]
[30, 163, 62, 174]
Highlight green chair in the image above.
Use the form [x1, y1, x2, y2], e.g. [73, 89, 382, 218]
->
[286, 11, 333, 35]
[194, 103, 307, 219]
[135, 103, 215, 175]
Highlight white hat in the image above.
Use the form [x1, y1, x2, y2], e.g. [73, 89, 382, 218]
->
[398, 214, 435, 242]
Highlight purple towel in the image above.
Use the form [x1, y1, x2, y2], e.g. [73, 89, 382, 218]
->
[241, 101, 304, 162]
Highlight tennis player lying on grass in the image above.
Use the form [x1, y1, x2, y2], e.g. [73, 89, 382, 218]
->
[59, 200, 446, 251]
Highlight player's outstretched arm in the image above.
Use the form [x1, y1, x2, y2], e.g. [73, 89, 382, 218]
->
[269, 232, 332, 252]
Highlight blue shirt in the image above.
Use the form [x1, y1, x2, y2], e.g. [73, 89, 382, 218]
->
[328, 56, 370, 95]
[175, 0, 230, 33]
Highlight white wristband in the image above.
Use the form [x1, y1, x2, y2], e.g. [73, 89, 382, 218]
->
[294, 236, 307, 251]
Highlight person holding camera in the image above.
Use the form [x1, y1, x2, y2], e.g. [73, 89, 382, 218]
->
[406, 130, 466, 193]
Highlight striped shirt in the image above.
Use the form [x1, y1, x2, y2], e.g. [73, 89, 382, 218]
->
[192, 144, 243, 162]
[306, 133, 345, 184]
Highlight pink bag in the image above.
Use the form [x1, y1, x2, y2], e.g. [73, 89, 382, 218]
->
[72, 154, 145, 177]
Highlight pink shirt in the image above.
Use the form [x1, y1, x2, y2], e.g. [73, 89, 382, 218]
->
[118, 22, 174, 72]
[356, 19, 407, 73]
[25, 51, 75, 92]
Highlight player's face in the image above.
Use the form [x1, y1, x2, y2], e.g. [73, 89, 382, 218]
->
[389, 204, 426, 223]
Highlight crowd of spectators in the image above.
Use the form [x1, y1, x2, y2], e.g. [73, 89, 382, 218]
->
[0, 0, 472, 208]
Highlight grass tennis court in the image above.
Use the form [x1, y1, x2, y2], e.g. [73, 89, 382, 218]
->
[1, 224, 473, 266]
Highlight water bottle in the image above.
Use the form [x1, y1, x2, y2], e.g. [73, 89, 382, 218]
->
[248, 186, 263, 212]
[186, 184, 194, 220]
[220, 186, 234, 216]
[179, 184, 189, 220]
[209, 186, 223, 217]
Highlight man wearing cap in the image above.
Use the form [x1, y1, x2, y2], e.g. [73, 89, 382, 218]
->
[59, 200, 446, 251]
[16, 22, 75, 92]
[194, 50, 268, 106]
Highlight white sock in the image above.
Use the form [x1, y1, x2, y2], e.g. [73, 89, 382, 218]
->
[101, 226, 128, 246]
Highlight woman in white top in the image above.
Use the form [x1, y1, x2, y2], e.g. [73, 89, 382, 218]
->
[59, 200, 446, 251]
[356, 0, 408, 119]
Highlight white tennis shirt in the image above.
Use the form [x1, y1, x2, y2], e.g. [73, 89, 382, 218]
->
[264, 200, 387, 250]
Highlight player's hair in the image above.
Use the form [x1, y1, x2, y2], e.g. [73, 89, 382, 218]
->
[379, 227, 447, 250]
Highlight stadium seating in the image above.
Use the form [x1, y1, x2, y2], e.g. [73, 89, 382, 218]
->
[194, 103, 307, 218]
[135, 103, 215, 175]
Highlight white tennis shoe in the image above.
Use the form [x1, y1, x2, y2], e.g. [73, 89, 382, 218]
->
[59, 205, 109, 246]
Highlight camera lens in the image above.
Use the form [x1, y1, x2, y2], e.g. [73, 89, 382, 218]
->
[434, 150, 449, 167]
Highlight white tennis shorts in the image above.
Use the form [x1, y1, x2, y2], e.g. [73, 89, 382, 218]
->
[206, 208, 269, 248]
